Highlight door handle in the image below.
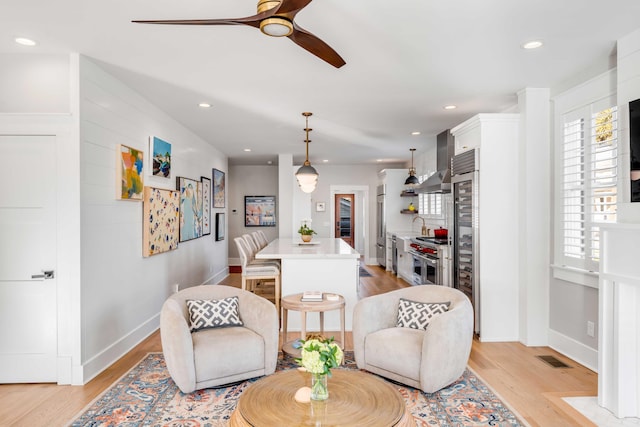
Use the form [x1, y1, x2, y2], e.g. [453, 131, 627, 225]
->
[32, 270, 55, 280]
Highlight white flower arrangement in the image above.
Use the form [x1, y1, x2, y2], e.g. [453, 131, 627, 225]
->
[294, 336, 343, 375]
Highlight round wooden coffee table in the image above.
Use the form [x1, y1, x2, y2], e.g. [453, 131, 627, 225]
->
[229, 369, 413, 427]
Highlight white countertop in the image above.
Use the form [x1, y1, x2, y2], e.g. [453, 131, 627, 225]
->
[256, 238, 360, 259]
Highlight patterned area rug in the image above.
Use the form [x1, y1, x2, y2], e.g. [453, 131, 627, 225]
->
[70, 352, 525, 426]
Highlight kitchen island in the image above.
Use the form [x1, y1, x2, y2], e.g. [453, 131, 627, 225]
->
[256, 238, 360, 331]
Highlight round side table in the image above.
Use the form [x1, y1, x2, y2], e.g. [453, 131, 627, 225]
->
[281, 293, 345, 356]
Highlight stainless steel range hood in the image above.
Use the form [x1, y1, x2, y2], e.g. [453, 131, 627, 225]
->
[416, 129, 454, 194]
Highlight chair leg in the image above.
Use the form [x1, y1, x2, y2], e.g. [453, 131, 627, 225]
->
[275, 275, 281, 325]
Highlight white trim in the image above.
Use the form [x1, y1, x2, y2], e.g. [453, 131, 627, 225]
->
[74, 313, 160, 385]
[329, 185, 370, 261]
[0, 112, 81, 386]
[548, 328, 598, 372]
[204, 267, 230, 285]
[551, 264, 600, 288]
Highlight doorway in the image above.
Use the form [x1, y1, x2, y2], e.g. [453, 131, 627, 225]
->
[334, 194, 355, 248]
[0, 135, 58, 382]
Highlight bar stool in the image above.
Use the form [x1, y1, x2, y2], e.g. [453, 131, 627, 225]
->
[234, 237, 281, 316]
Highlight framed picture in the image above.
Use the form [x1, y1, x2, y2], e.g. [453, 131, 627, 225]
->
[116, 144, 144, 200]
[142, 186, 179, 257]
[176, 176, 203, 242]
[201, 176, 211, 235]
[245, 195, 276, 227]
[316, 202, 326, 212]
[150, 136, 171, 178]
[213, 168, 225, 208]
[216, 213, 225, 241]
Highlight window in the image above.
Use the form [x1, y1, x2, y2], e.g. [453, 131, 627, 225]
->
[417, 174, 444, 219]
[560, 103, 617, 272]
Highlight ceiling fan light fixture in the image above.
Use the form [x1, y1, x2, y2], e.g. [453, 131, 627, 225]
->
[295, 112, 319, 193]
[260, 17, 293, 37]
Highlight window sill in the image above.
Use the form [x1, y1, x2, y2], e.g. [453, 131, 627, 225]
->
[551, 264, 599, 289]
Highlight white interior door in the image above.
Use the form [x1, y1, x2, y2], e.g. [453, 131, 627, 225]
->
[0, 135, 57, 382]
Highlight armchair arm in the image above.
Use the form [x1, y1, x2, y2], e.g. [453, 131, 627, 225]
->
[160, 298, 196, 393]
[419, 297, 474, 393]
[237, 292, 279, 374]
[353, 292, 401, 368]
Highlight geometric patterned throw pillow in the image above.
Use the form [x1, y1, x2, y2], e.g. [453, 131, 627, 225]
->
[396, 298, 450, 331]
[186, 296, 243, 332]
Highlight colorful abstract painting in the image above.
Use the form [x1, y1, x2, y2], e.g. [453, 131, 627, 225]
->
[117, 144, 144, 200]
[213, 168, 225, 208]
[142, 187, 179, 257]
[245, 195, 276, 227]
[201, 176, 211, 235]
[150, 136, 171, 178]
[176, 176, 203, 242]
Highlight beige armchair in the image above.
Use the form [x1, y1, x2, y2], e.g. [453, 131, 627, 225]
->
[353, 285, 473, 393]
[160, 285, 279, 393]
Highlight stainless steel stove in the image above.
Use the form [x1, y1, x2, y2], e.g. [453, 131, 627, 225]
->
[408, 236, 448, 286]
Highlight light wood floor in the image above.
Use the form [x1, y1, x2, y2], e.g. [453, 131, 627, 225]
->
[0, 265, 597, 427]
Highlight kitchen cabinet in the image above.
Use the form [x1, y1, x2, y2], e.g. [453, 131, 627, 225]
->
[377, 169, 416, 271]
[451, 113, 520, 341]
[397, 236, 414, 283]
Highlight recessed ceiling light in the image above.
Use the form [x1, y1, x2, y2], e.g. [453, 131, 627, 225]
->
[322, 159, 329, 163]
[15, 37, 36, 46]
[411, 131, 421, 136]
[376, 159, 383, 162]
[267, 160, 273, 165]
[443, 105, 457, 110]
[198, 103, 211, 108]
[522, 40, 543, 50]
[243, 148, 251, 152]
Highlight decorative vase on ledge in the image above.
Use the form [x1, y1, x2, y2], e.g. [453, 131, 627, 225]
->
[301, 234, 312, 243]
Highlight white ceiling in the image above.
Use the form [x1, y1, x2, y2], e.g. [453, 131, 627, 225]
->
[2, 0, 640, 166]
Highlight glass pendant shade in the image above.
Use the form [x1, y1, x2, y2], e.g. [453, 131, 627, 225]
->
[295, 112, 319, 193]
[296, 164, 318, 193]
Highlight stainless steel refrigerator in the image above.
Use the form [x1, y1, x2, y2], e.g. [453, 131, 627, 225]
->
[376, 184, 386, 267]
[451, 149, 480, 334]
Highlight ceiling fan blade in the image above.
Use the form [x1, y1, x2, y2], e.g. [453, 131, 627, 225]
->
[132, 13, 270, 29]
[275, 0, 313, 16]
[288, 24, 346, 68]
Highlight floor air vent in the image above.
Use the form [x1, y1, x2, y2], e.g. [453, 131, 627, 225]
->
[536, 355, 572, 368]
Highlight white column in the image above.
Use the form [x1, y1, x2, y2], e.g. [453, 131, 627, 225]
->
[599, 223, 640, 418]
[517, 88, 551, 346]
[278, 154, 294, 238]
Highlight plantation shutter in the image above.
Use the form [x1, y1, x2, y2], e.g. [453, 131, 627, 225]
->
[560, 99, 617, 271]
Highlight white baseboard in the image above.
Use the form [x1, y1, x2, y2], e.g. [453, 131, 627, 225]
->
[364, 257, 378, 266]
[73, 313, 160, 385]
[548, 328, 598, 372]
[203, 267, 229, 285]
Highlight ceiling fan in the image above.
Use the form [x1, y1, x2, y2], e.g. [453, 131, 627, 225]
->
[133, 0, 346, 68]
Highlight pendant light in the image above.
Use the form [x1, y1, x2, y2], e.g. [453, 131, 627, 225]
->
[405, 148, 419, 186]
[295, 112, 319, 193]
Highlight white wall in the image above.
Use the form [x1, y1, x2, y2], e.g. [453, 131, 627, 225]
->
[227, 164, 279, 262]
[549, 69, 617, 371]
[0, 54, 70, 113]
[306, 164, 386, 264]
[617, 27, 640, 222]
[78, 56, 228, 382]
